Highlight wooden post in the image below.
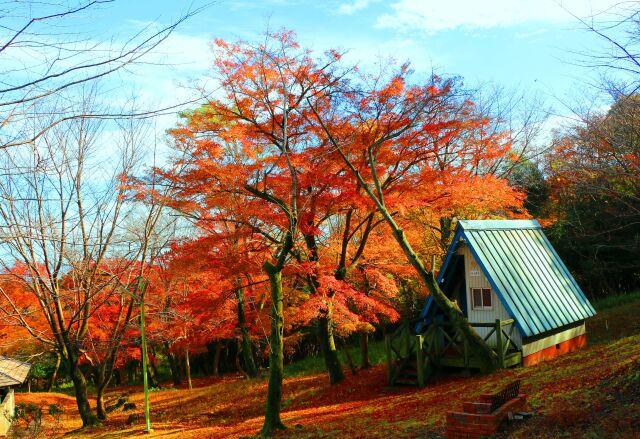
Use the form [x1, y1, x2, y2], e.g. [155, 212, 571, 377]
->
[416, 335, 425, 388]
[385, 334, 393, 385]
[403, 322, 411, 359]
[433, 321, 441, 374]
[462, 329, 469, 371]
[495, 319, 504, 369]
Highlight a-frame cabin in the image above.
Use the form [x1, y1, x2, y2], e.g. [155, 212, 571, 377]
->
[419, 219, 596, 366]
[386, 220, 596, 387]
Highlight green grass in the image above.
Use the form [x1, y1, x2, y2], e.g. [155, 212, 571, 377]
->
[284, 339, 386, 377]
[592, 290, 640, 311]
[282, 292, 640, 378]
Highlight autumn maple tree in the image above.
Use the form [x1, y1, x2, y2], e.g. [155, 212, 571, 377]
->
[164, 30, 351, 434]
[304, 62, 524, 370]
[163, 29, 527, 436]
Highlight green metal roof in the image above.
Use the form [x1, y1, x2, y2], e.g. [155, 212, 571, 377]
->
[420, 220, 596, 337]
[457, 219, 540, 230]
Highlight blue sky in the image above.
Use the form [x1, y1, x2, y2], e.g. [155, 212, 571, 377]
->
[4, 0, 628, 149]
[94, 0, 623, 107]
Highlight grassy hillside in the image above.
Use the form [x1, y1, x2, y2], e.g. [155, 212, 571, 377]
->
[12, 294, 640, 438]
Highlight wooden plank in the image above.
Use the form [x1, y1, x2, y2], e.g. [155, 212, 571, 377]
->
[416, 335, 425, 388]
[482, 327, 496, 342]
[440, 356, 486, 369]
[469, 322, 496, 328]
[496, 319, 504, 368]
[503, 352, 522, 368]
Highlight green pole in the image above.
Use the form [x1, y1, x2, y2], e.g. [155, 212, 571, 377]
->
[139, 278, 152, 433]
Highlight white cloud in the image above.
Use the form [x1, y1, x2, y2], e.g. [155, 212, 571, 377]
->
[515, 28, 549, 39]
[376, 0, 623, 32]
[338, 0, 372, 15]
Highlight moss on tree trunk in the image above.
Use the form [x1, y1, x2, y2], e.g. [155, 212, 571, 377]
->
[318, 311, 345, 384]
[261, 262, 287, 436]
[68, 354, 99, 427]
[46, 351, 61, 392]
[304, 232, 344, 385]
[388, 226, 498, 370]
[236, 287, 258, 378]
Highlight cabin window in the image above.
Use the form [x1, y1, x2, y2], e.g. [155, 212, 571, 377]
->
[471, 287, 492, 310]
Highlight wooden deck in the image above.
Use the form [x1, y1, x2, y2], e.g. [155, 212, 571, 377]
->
[386, 318, 522, 387]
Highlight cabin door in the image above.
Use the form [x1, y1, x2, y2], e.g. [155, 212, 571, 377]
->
[447, 254, 468, 318]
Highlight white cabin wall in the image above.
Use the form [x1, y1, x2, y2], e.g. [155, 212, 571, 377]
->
[458, 244, 523, 348]
[522, 322, 586, 357]
[0, 388, 14, 436]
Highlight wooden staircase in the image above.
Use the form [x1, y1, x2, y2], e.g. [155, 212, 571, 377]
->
[392, 358, 420, 386]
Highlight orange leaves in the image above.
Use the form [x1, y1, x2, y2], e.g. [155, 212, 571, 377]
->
[158, 29, 528, 366]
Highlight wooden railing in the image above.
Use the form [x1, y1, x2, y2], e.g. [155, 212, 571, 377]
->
[386, 318, 519, 387]
[384, 321, 416, 385]
[472, 319, 516, 368]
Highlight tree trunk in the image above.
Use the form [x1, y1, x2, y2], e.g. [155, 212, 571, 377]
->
[68, 355, 99, 427]
[212, 341, 224, 376]
[95, 351, 122, 420]
[235, 339, 248, 378]
[236, 287, 258, 378]
[339, 338, 357, 375]
[360, 333, 371, 369]
[95, 362, 110, 420]
[150, 345, 161, 383]
[388, 219, 498, 370]
[46, 351, 61, 392]
[113, 368, 122, 386]
[126, 362, 135, 385]
[148, 349, 160, 389]
[439, 216, 453, 253]
[147, 355, 160, 389]
[165, 343, 182, 385]
[324, 118, 499, 371]
[317, 310, 344, 384]
[261, 263, 287, 436]
[96, 381, 107, 420]
[304, 232, 344, 385]
[185, 349, 193, 390]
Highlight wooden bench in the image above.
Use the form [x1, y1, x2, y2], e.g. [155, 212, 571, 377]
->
[446, 380, 527, 439]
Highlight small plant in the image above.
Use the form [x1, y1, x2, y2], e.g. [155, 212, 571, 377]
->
[47, 404, 62, 420]
[10, 402, 64, 438]
[11, 402, 43, 438]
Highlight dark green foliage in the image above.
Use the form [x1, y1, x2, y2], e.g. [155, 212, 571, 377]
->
[592, 290, 640, 311]
[543, 95, 640, 298]
[506, 158, 549, 218]
[12, 403, 43, 437]
[284, 339, 387, 377]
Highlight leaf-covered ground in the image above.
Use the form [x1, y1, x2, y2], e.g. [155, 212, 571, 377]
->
[14, 296, 640, 438]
